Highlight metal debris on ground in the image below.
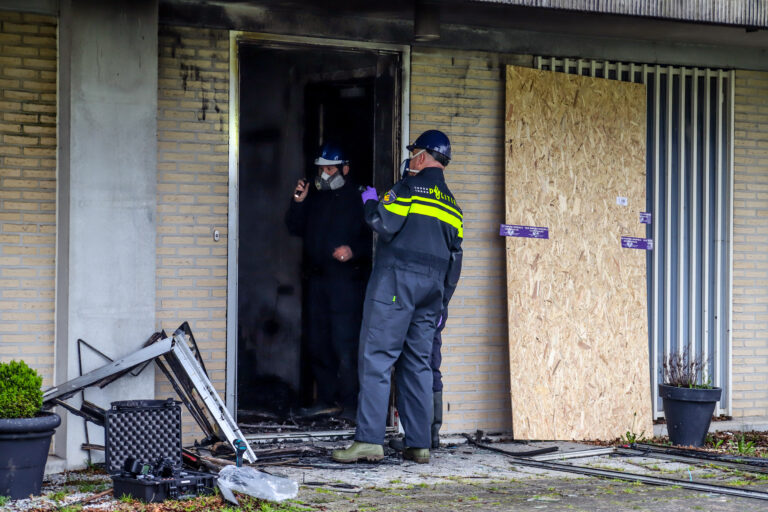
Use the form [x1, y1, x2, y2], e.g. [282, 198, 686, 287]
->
[301, 481, 362, 493]
[41, 322, 256, 463]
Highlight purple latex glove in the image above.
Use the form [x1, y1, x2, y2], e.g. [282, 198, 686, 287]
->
[361, 186, 378, 204]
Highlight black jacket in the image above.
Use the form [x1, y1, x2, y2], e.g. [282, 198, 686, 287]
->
[363, 167, 463, 307]
[286, 180, 371, 280]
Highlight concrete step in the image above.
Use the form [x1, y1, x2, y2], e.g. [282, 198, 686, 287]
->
[45, 454, 67, 475]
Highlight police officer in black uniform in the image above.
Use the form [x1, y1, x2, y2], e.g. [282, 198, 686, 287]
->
[286, 143, 371, 420]
[332, 130, 463, 464]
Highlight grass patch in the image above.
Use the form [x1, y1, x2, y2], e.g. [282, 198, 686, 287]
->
[75, 481, 98, 493]
[47, 490, 67, 502]
[118, 493, 135, 503]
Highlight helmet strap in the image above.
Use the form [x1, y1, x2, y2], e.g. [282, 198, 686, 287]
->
[408, 149, 426, 174]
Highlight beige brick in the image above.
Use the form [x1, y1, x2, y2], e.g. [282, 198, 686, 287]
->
[0, 12, 57, 387]
[3, 22, 38, 34]
[2, 45, 38, 57]
[22, 124, 54, 135]
[733, 69, 768, 419]
[0, 144, 20, 155]
[21, 58, 55, 69]
[3, 89, 37, 101]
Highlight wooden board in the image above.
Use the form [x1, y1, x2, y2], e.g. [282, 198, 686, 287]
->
[504, 66, 652, 440]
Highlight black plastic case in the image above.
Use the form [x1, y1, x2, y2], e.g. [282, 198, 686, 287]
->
[112, 470, 216, 502]
[105, 399, 215, 503]
[105, 399, 182, 474]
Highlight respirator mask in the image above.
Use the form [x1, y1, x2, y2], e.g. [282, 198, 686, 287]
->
[315, 169, 346, 191]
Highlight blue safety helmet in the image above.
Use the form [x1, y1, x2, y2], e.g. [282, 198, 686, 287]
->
[406, 129, 451, 162]
[314, 142, 348, 166]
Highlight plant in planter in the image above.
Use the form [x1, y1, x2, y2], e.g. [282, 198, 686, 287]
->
[0, 360, 61, 499]
[659, 349, 722, 447]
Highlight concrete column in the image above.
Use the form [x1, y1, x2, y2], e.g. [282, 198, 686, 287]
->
[56, 0, 158, 468]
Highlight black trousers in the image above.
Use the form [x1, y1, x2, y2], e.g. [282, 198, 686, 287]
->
[305, 275, 364, 408]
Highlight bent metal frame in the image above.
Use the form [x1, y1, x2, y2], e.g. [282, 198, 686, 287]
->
[42, 323, 257, 464]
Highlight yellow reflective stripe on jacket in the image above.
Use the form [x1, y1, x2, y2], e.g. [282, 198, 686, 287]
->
[412, 195, 462, 219]
[409, 203, 463, 238]
[383, 202, 410, 216]
[382, 196, 464, 237]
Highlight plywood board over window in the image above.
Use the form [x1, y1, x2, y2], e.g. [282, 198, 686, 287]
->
[504, 66, 652, 440]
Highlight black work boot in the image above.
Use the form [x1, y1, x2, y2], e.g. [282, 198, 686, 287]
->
[431, 391, 443, 449]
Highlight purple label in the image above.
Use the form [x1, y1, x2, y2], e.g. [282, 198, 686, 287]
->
[500, 224, 549, 239]
[640, 212, 652, 224]
[621, 236, 654, 250]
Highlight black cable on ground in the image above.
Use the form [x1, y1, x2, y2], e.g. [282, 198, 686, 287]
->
[463, 434, 559, 457]
[634, 443, 768, 468]
[615, 447, 768, 475]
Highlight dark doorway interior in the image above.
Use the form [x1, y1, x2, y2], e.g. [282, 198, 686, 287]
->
[304, 79, 374, 186]
[237, 42, 400, 428]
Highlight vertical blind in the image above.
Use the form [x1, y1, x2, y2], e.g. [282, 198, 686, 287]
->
[534, 57, 733, 417]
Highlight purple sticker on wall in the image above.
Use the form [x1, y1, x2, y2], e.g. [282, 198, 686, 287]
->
[500, 224, 549, 239]
[640, 212, 652, 224]
[621, 236, 654, 250]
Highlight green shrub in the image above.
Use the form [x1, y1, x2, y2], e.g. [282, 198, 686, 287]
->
[0, 360, 43, 418]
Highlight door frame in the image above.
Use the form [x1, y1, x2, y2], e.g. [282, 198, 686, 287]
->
[225, 31, 411, 414]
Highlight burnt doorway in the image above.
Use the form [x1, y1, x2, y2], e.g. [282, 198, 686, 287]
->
[235, 40, 402, 430]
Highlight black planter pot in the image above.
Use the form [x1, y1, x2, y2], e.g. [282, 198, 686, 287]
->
[659, 384, 722, 447]
[0, 412, 61, 499]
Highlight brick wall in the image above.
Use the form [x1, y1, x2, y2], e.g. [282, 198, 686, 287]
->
[0, 11, 56, 386]
[156, 25, 229, 435]
[410, 49, 531, 433]
[731, 70, 768, 418]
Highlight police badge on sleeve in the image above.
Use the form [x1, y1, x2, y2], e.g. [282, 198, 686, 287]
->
[382, 189, 397, 205]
